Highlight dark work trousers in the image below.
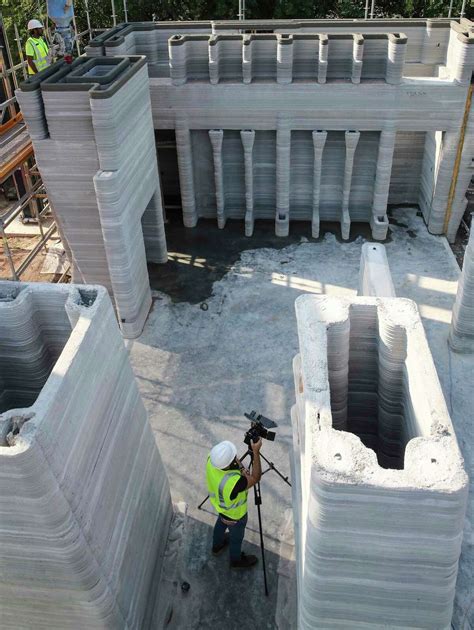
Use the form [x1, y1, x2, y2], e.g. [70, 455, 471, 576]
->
[213, 512, 248, 562]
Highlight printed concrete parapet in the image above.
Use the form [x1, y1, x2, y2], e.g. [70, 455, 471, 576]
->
[291, 294, 468, 629]
[16, 56, 167, 339]
[0, 281, 173, 629]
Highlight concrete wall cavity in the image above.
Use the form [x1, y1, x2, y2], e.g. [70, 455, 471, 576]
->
[0, 281, 172, 629]
[16, 57, 167, 338]
[291, 294, 468, 629]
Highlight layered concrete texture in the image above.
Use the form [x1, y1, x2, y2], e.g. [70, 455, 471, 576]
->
[291, 294, 468, 629]
[85, 18, 473, 242]
[16, 56, 167, 338]
[449, 227, 474, 353]
[0, 281, 172, 629]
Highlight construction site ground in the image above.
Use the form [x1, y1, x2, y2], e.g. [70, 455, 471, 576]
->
[127, 207, 473, 629]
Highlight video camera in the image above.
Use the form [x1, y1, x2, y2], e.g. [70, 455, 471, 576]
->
[244, 411, 278, 446]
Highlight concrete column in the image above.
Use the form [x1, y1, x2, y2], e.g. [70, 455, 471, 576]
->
[242, 36, 252, 84]
[386, 35, 406, 85]
[241, 130, 255, 237]
[371, 129, 396, 240]
[209, 129, 226, 229]
[448, 31, 474, 85]
[276, 121, 291, 237]
[428, 130, 459, 234]
[311, 131, 328, 238]
[341, 131, 360, 241]
[352, 35, 364, 84]
[142, 188, 168, 263]
[175, 118, 197, 227]
[169, 36, 187, 85]
[318, 36, 328, 84]
[209, 38, 220, 85]
[449, 228, 474, 353]
[277, 36, 294, 84]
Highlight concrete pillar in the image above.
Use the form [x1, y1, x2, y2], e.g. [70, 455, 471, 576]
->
[241, 130, 255, 237]
[449, 31, 474, 85]
[352, 35, 364, 84]
[209, 37, 220, 85]
[242, 36, 252, 84]
[428, 130, 459, 235]
[311, 131, 328, 238]
[276, 121, 291, 237]
[277, 36, 293, 84]
[386, 35, 406, 85]
[371, 129, 396, 240]
[169, 36, 187, 85]
[449, 228, 474, 353]
[209, 129, 226, 229]
[318, 36, 328, 84]
[341, 131, 360, 241]
[175, 118, 197, 227]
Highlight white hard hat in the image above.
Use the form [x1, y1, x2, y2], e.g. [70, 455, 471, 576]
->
[28, 19, 44, 30]
[210, 440, 237, 469]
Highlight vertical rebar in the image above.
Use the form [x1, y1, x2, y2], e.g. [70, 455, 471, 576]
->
[123, 0, 128, 23]
[370, 0, 376, 19]
[365, 0, 370, 19]
[460, 0, 466, 17]
[84, 0, 92, 41]
[111, 0, 117, 26]
[0, 222, 18, 281]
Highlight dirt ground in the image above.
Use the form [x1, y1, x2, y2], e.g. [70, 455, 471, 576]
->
[0, 235, 67, 283]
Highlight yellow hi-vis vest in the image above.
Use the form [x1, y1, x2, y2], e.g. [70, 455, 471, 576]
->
[206, 456, 248, 520]
[26, 37, 50, 75]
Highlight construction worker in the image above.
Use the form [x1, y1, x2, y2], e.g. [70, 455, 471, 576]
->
[26, 20, 50, 75]
[206, 437, 262, 569]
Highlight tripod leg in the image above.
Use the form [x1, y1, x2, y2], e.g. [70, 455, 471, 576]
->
[197, 494, 209, 510]
[254, 482, 269, 597]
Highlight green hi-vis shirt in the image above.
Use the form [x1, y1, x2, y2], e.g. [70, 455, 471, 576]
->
[25, 36, 49, 74]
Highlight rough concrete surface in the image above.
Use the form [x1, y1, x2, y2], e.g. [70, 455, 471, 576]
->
[128, 207, 473, 629]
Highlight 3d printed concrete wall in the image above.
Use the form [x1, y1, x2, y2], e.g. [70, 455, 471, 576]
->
[0, 282, 172, 629]
[16, 56, 167, 339]
[291, 295, 467, 629]
[85, 18, 474, 242]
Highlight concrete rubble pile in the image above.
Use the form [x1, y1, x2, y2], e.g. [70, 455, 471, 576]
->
[16, 56, 167, 338]
[450, 227, 474, 353]
[291, 294, 468, 629]
[0, 282, 172, 629]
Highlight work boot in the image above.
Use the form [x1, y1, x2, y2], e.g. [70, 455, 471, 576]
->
[212, 537, 229, 556]
[230, 552, 258, 569]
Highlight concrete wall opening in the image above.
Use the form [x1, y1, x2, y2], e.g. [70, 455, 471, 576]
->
[155, 130, 181, 212]
[0, 288, 72, 414]
[326, 302, 416, 470]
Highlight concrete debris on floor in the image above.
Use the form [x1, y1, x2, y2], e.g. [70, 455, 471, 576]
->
[128, 208, 473, 630]
[0, 282, 172, 629]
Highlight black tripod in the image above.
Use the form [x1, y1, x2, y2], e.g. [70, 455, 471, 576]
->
[198, 447, 291, 596]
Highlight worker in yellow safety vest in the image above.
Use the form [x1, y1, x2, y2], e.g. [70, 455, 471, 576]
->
[26, 19, 50, 75]
[206, 437, 262, 569]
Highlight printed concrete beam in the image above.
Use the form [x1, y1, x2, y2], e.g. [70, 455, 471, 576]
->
[292, 294, 468, 629]
[0, 282, 172, 629]
[341, 130, 360, 240]
[241, 130, 255, 237]
[358, 242, 396, 297]
[371, 128, 396, 240]
[311, 130, 327, 238]
[209, 129, 226, 229]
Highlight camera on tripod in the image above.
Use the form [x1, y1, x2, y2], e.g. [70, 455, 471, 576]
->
[243, 411, 278, 446]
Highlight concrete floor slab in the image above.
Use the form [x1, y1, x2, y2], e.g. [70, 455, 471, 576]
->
[129, 208, 473, 630]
